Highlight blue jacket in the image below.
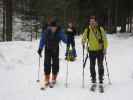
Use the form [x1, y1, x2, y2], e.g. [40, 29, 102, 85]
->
[39, 29, 67, 49]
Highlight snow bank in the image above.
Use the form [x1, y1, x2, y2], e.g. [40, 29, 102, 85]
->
[0, 34, 133, 100]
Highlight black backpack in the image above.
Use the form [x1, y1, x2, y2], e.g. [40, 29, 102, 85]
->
[45, 28, 60, 49]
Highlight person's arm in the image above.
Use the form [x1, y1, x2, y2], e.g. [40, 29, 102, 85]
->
[65, 28, 69, 35]
[39, 32, 45, 49]
[72, 27, 77, 35]
[100, 27, 108, 50]
[59, 30, 67, 44]
[37, 32, 46, 57]
[82, 28, 88, 45]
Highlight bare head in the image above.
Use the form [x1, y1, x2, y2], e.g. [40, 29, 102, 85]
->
[50, 21, 58, 33]
[89, 16, 98, 27]
[51, 26, 57, 33]
[68, 22, 73, 28]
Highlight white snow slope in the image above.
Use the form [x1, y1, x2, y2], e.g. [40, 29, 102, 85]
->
[0, 34, 133, 100]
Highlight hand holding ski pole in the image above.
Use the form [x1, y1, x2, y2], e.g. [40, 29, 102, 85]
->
[37, 48, 42, 57]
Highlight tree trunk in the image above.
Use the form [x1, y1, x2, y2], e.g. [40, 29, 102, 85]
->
[121, 16, 126, 32]
[2, 0, 6, 41]
[107, 8, 112, 33]
[4, 0, 13, 41]
[114, 0, 118, 33]
[129, 14, 132, 33]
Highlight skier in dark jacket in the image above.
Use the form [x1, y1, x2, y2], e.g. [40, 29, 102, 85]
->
[65, 22, 77, 61]
[37, 20, 67, 87]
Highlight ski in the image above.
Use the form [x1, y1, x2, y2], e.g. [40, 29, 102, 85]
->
[99, 84, 104, 93]
[90, 83, 104, 93]
[40, 86, 46, 90]
[49, 82, 55, 88]
[40, 81, 49, 90]
[40, 82, 56, 90]
[40, 84, 48, 90]
[90, 83, 97, 92]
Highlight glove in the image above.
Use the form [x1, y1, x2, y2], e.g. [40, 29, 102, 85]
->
[37, 48, 42, 57]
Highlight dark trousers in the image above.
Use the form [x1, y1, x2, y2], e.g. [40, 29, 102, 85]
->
[89, 50, 104, 83]
[44, 48, 59, 75]
[66, 36, 77, 57]
[67, 36, 75, 48]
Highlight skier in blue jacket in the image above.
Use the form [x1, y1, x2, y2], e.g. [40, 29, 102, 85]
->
[37, 20, 67, 87]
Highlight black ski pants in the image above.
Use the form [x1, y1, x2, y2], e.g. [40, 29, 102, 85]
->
[89, 50, 104, 83]
[44, 48, 59, 76]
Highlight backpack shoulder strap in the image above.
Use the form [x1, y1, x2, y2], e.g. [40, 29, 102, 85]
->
[98, 26, 101, 33]
[97, 26, 103, 40]
[87, 26, 90, 41]
[86, 26, 103, 41]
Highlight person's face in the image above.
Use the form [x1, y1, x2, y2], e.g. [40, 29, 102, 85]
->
[68, 23, 73, 28]
[51, 26, 57, 33]
[89, 19, 97, 27]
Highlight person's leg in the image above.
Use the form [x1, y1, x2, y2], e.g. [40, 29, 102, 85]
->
[44, 49, 52, 85]
[97, 51, 104, 84]
[65, 37, 70, 57]
[71, 37, 77, 57]
[51, 48, 59, 84]
[89, 51, 97, 83]
[71, 36, 75, 47]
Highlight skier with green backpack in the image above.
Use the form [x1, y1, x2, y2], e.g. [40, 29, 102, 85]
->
[82, 16, 108, 93]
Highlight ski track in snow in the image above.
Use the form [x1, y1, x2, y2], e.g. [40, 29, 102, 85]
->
[0, 35, 133, 100]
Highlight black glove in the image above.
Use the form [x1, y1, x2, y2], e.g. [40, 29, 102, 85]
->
[37, 48, 42, 57]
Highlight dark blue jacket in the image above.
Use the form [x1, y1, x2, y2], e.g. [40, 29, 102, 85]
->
[39, 29, 67, 49]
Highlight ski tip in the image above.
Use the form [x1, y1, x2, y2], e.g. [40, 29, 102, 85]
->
[49, 86, 54, 88]
[99, 85, 104, 93]
[99, 88, 104, 93]
[109, 82, 112, 85]
[49, 83, 55, 88]
[99, 90, 104, 93]
[40, 87, 45, 90]
[90, 84, 97, 92]
[100, 91, 104, 93]
[36, 80, 40, 82]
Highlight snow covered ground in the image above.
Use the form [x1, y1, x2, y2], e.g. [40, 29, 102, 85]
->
[0, 34, 133, 100]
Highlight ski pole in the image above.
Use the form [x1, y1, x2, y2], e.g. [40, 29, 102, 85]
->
[82, 44, 85, 88]
[65, 50, 70, 88]
[83, 54, 89, 68]
[105, 55, 112, 85]
[37, 56, 41, 82]
[66, 60, 69, 88]
[82, 52, 89, 88]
